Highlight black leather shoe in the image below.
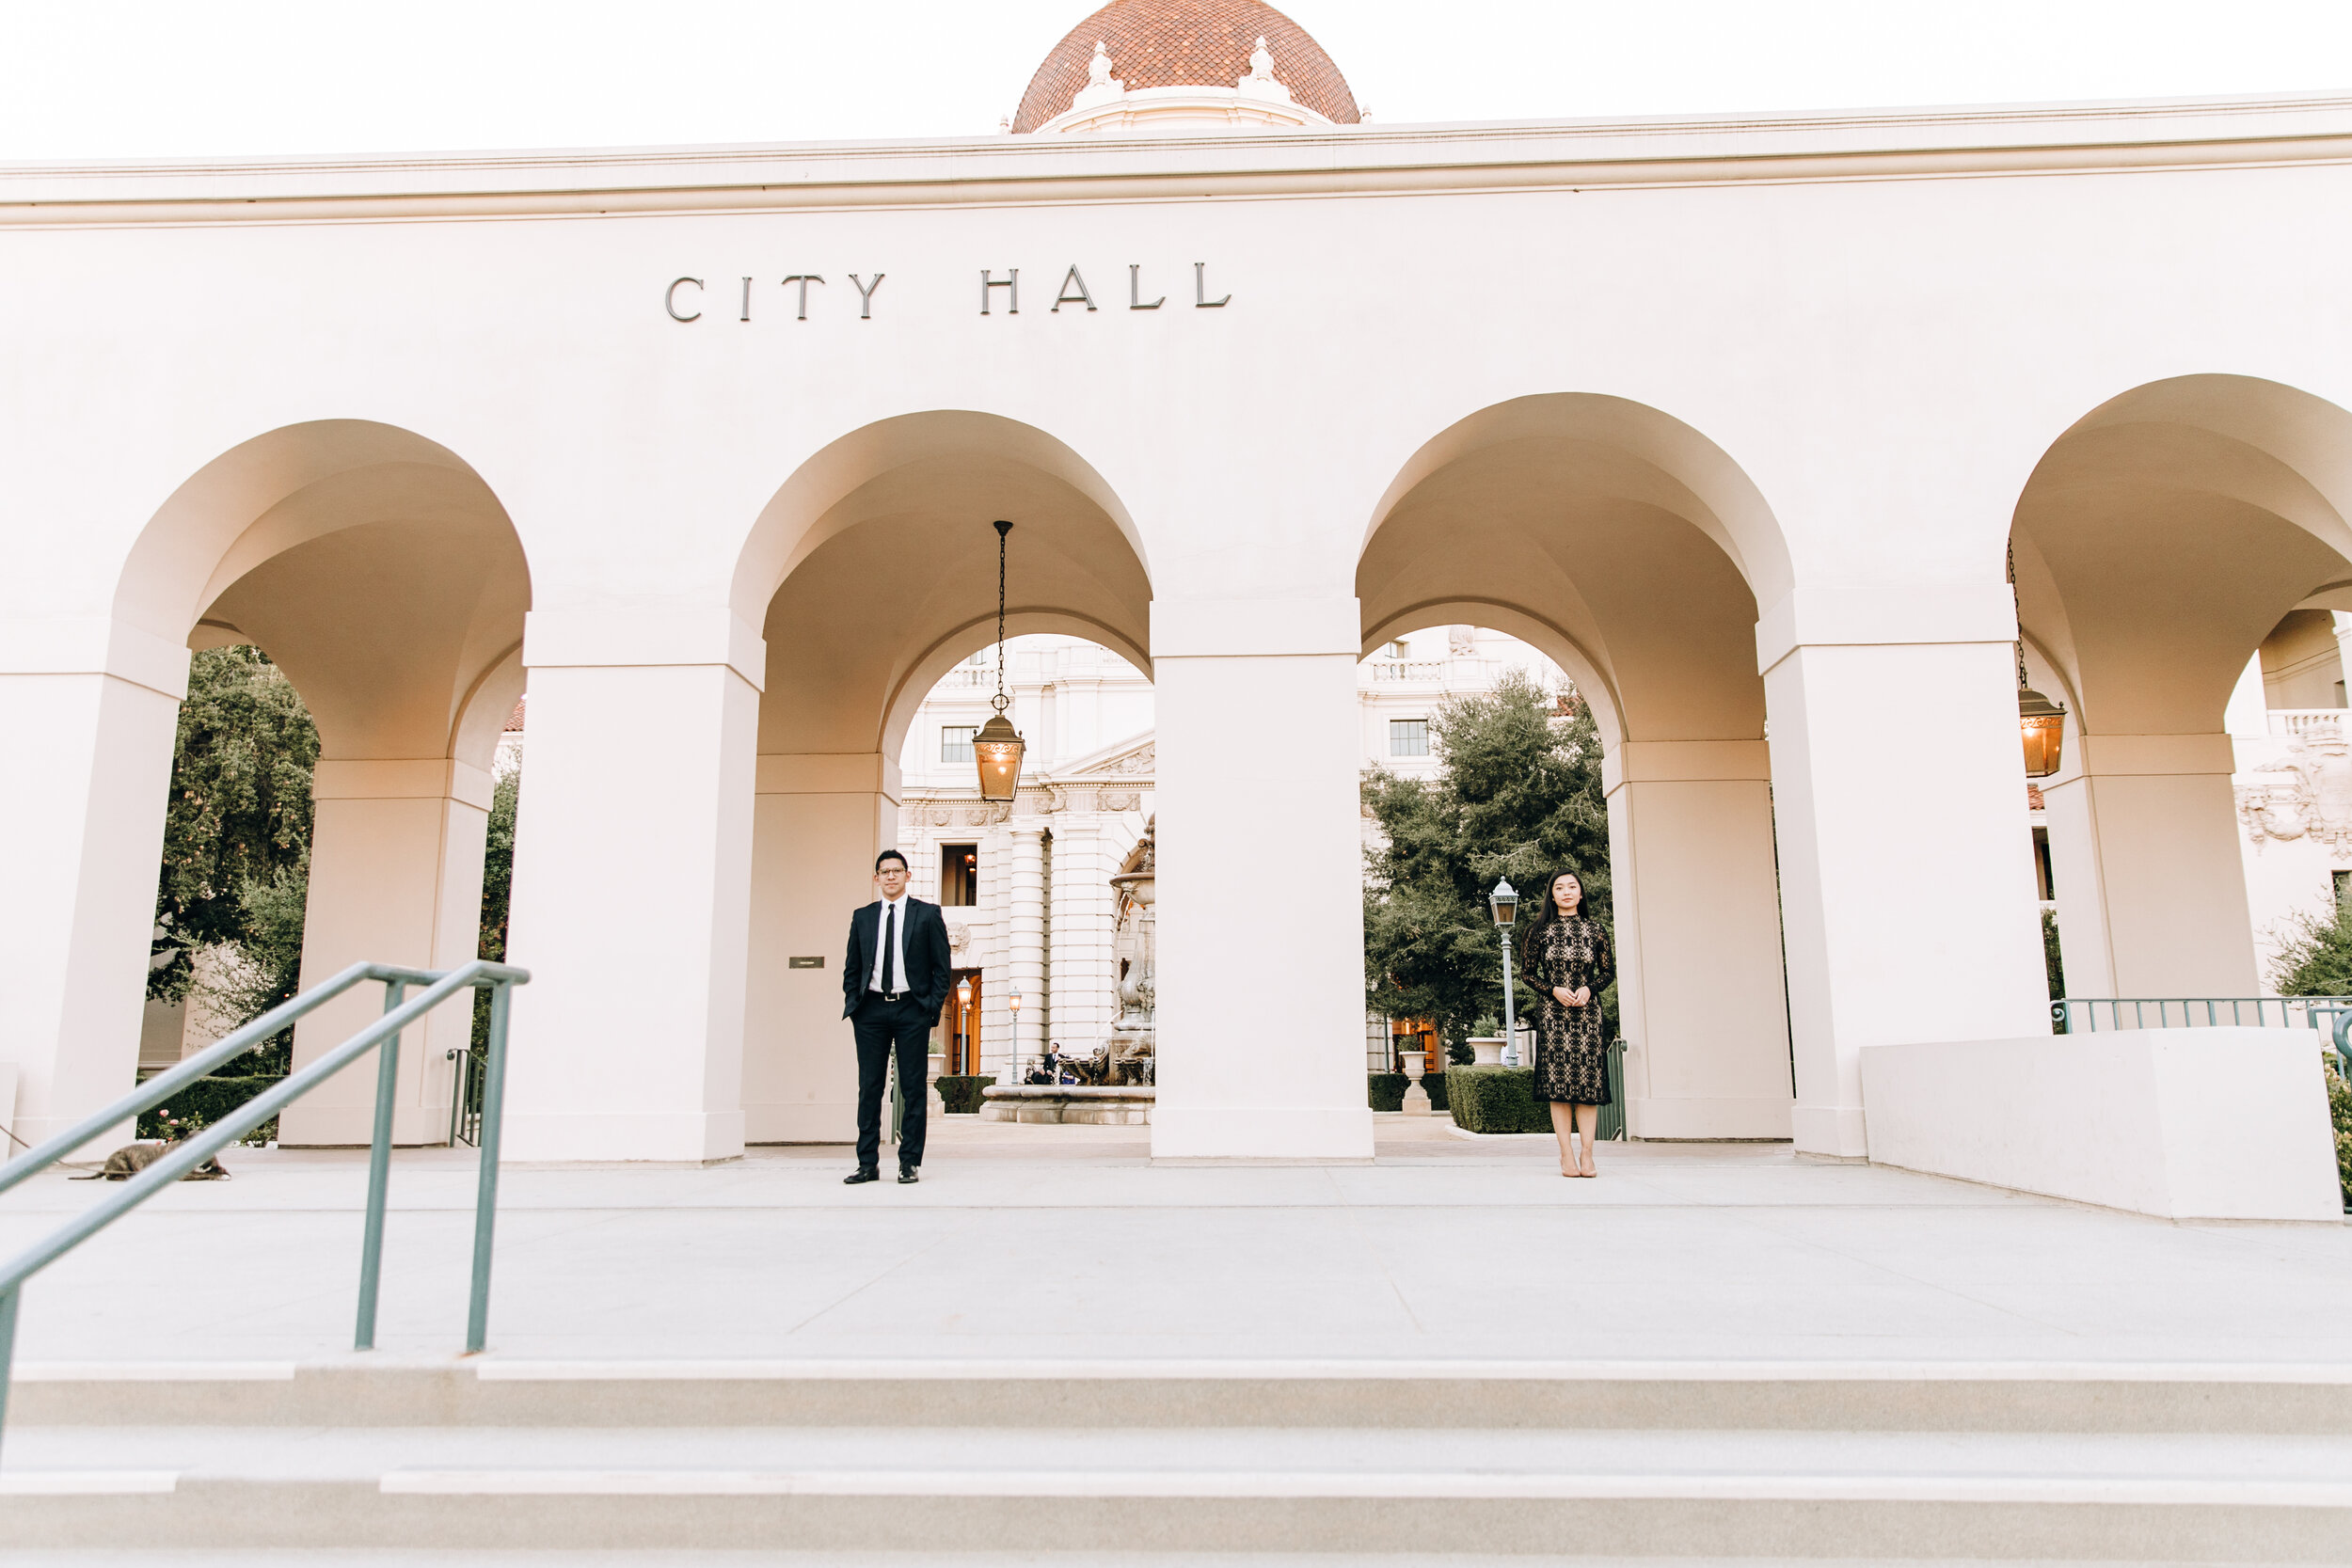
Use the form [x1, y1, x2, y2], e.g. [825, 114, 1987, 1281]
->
[843, 1167, 881, 1185]
[898, 1165, 921, 1184]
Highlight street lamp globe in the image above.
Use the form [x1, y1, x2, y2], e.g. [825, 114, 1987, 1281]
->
[957, 977, 973, 1009]
[1489, 879, 1518, 928]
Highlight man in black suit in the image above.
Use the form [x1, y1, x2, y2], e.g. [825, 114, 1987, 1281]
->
[841, 848, 953, 1184]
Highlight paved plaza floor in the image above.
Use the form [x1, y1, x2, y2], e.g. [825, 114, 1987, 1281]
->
[2, 1117, 2347, 1370]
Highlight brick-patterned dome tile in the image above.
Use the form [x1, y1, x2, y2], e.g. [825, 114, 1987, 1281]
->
[1013, 0, 1359, 133]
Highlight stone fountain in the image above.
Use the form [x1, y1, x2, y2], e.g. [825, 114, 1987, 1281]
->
[982, 817, 1158, 1125]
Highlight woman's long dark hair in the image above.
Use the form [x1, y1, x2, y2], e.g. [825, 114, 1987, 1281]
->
[1519, 867, 1584, 972]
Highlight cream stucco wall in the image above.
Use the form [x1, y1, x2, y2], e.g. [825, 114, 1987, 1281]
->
[8, 98, 2352, 1166]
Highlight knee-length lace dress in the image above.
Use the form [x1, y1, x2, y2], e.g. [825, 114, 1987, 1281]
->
[1530, 915, 1614, 1104]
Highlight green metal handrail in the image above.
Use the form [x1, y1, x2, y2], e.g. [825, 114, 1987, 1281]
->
[0, 958, 526, 1458]
[2050, 995, 2352, 1034]
[2051, 995, 2352, 1075]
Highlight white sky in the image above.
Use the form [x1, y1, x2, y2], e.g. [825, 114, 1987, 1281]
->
[4, 0, 2348, 162]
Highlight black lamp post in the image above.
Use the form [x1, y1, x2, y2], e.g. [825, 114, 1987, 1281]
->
[1489, 879, 1519, 1065]
[956, 975, 974, 1073]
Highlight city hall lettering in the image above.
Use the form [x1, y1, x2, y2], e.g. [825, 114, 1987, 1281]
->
[662, 263, 1232, 322]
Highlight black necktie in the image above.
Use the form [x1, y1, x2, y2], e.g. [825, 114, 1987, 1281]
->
[882, 904, 898, 994]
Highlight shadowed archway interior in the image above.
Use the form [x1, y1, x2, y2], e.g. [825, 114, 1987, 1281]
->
[1357, 392, 1794, 1142]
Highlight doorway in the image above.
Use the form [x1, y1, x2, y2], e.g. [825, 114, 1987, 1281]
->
[943, 968, 984, 1074]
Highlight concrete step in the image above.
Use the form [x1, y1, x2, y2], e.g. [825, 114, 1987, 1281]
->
[5, 1361, 2348, 1560]
[12, 1357, 2352, 1433]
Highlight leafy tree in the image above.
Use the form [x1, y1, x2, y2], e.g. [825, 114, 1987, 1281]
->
[151, 647, 319, 1001]
[470, 767, 522, 1054]
[2042, 908, 2066, 1001]
[1362, 671, 1613, 1061]
[2269, 898, 2352, 997]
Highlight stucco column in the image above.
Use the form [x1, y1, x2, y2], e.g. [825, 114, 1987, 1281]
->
[1009, 821, 1048, 1070]
[2038, 734, 2257, 998]
[1151, 597, 1372, 1160]
[1759, 588, 2049, 1158]
[1602, 740, 1794, 1140]
[741, 752, 898, 1144]
[0, 626, 186, 1145]
[501, 609, 761, 1163]
[278, 759, 492, 1146]
[978, 816, 1013, 1077]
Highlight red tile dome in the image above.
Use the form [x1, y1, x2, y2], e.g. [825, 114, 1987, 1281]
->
[1012, 1, 1359, 134]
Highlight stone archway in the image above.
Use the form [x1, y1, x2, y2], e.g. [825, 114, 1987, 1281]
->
[2013, 374, 2352, 1000]
[736, 412, 1152, 1143]
[38, 421, 529, 1146]
[1359, 394, 1796, 1141]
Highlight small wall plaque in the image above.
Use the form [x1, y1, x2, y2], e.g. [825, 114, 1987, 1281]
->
[787, 956, 824, 970]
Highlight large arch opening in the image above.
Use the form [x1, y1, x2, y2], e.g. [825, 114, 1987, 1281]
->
[736, 412, 1152, 1143]
[117, 420, 529, 1145]
[2011, 374, 2352, 1000]
[1357, 394, 1795, 1140]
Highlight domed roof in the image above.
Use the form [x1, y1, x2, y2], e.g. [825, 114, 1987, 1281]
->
[1012, 1, 1359, 134]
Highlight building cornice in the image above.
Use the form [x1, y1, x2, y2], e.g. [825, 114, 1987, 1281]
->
[4, 93, 2352, 226]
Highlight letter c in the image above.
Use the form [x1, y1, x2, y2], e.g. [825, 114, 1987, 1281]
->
[665, 277, 705, 323]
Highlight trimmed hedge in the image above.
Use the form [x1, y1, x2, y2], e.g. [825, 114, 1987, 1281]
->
[136, 1075, 284, 1142]
[935, 1074, 996, 1116]
[1423, 1069, 1449, 1113]
[1367, 1072, 1408, 1113]
[1444, 1066, 1553, 1134]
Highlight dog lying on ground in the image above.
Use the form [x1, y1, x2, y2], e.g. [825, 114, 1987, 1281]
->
[69, 1141, 230, 1180]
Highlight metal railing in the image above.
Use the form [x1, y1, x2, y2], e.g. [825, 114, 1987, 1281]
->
[2051, 995, 2352, 1035]
[0, 958, 527, 1458]
[2052, 994, 2352, 1071]
[447, 1045, 485, 1148]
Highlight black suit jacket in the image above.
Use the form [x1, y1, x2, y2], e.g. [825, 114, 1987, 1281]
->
[842, 896, 954, 1021]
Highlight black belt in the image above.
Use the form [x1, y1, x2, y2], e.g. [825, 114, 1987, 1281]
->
[869, 990, 909, 1003]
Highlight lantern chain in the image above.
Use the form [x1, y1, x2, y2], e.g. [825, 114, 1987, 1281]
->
[993, 519, 1011, 717]
[2007, 539, 2029, 690]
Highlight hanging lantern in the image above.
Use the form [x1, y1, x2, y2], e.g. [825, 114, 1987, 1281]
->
[2008, 538, 2067, 780]
[2019, 686, 2066, 779]
[976, 519, 1027, 801]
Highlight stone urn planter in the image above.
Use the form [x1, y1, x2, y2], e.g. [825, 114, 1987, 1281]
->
[1469, 1036, 1504, 1067]
[1399, 1048, 1431, 1117]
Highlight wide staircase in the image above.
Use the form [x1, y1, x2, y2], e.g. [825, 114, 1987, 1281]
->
[5, 1358, 2348, 1560]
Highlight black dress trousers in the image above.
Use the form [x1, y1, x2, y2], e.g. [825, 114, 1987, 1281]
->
[852, 994, 930, 1171]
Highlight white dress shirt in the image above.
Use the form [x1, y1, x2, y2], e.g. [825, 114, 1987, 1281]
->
[867, 894, 912, 993]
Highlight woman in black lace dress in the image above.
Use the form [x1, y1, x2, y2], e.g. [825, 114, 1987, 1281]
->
[1523, 869, 1613, 1177]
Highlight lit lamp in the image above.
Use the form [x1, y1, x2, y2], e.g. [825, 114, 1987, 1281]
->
[1489, 879, 1520, 1069]
[975, 519, 1027, 801]
[2009, 540, 2067, 780]
[2018, 685, 2066, 780]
